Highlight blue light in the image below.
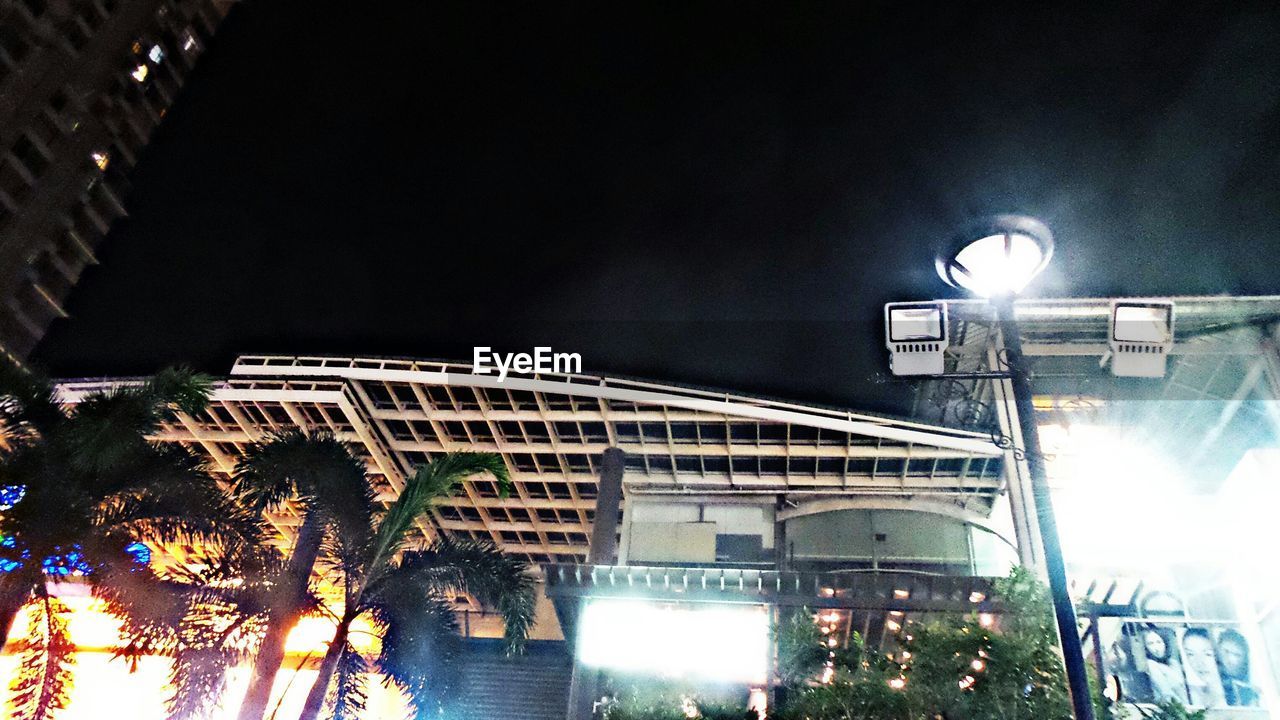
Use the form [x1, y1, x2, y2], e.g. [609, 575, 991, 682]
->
[0, 535, 23, 573]
[0, 538, 150, 575]
[124, 542, 151, 565]
[40, 545, 93, 577]
[0, 485, 26, 510]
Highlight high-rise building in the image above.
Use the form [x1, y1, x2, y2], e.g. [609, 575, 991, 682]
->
[0, 0, 230, 359]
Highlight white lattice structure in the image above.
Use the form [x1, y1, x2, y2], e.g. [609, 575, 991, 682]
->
[56, 355, 1005, 564]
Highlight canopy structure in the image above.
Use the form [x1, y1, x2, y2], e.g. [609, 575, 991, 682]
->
[919, 295, 1280, 484]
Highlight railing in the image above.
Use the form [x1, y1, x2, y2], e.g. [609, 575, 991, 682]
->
[542, 563, 1000, 612]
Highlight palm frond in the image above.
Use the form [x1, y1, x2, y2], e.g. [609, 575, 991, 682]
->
[7, 595, 75, 720]
[232, 431, 373, 524]
[168, 608, 261, 720]
[370, 591, 461, 719]
[331, 640, 369, 720]
[0, 358, 63, 446]
[139, 366, 213, 418]
[413, 452, 510, 500]
[60, 391, 163, 475]
[387, 537, 537, 653]
[360, 453, 503, 593]
[94, 450, 268, 560]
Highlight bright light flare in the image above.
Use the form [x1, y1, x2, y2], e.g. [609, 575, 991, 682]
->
[577, 600, 769, 684]
[948, 233, 1045, 297]
[1040, 424, 1206, 566]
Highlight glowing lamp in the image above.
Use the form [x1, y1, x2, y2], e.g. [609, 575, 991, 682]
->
[1108, 300, 1174, 378]
[935, 215, 1054, 297]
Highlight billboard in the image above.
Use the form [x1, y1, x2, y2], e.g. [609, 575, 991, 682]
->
[1103, 621, 1262, 709]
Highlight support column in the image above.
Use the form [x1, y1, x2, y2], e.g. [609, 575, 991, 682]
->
[588, 447, 625, 565]
[988, 332, 1045, 572]
[773, 495, 788, 571]
[995, 295, 1094, 720]
[568, 447, 626, 720]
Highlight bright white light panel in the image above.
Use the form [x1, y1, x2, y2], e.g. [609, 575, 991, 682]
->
[577, 599, 769, 684]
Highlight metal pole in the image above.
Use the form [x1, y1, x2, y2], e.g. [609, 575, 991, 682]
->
[993, 294, 1096, 720]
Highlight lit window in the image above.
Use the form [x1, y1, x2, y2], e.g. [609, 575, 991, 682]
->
[91, 151, 109, 171]
[181, 30, 198, 52]
[131, 41, 142, 54]
[130, 64, 148, 82]
[147, 44, 163, 63]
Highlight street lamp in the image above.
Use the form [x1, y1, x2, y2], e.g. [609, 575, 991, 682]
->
[936, 214, 1095, 720]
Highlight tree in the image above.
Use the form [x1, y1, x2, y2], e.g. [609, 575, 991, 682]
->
[770, 607, 909, 720]
[297, 453, 537, 720]
[231, 430, 376, 720]
[770, 568, 1112, 720]
[0, 361, 264, 720]
[895, 567, 1110, 720]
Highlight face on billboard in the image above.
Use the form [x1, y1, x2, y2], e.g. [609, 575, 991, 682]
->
[1181, 632, 1216, 677]
[1218, 637, 1247, 677]
[1143, 629, 1168, 660]
[1104, 620, 1262, 710]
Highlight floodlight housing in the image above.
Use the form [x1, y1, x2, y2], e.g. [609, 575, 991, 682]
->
[936, 215, 1055, 297]
[885, 301, 949, 376]
[1109, 300, 1174, 378]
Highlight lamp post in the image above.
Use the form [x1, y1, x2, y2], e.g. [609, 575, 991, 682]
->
[936, 215, 1095, 720]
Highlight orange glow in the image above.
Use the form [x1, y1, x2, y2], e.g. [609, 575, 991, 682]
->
[6, 594, 122, 652]
[285, 615, 380, 656]
[1, 595, 405, 718]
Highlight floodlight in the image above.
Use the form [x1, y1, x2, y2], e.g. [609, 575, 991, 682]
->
[1108, 300, 1174, 378]
[935, 215, 1054, 297]
[884, 301, 948, 376]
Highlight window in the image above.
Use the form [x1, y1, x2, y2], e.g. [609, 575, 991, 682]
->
[0, 24, 32, 64]
[20, 0, 47, 19]
[10, 134, 48, 176]
[29, 112, 63, 151]
[58, 18, 92, 52]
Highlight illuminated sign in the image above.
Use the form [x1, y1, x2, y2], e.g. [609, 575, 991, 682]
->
[577, 599, 769, 684]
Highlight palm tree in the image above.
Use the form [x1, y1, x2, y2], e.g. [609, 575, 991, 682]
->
[296, 453, 536, 720]
[230, 430, 376, 720]
[0, 360, 265, 720]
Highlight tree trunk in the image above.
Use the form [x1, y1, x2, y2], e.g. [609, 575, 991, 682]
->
[236, 513, 327, 720]
[0, 589, 24, 652]
[297, 615, 352, 720]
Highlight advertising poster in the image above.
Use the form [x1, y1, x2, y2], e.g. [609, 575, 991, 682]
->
[1102, 621, 1262, 709]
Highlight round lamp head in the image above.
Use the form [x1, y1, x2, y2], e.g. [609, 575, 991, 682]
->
[935, 215, 1054, 297]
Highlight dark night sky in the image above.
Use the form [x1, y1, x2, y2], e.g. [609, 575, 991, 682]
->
[33, 0, 1280, 415]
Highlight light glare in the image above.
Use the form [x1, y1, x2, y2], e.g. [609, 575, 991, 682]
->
[577, 599, 769, 684]
[950, 233, 1044, 297]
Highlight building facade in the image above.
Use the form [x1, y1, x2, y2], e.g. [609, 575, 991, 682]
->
[15, 295, 1280, 718]
[0, 0, 230, 359]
